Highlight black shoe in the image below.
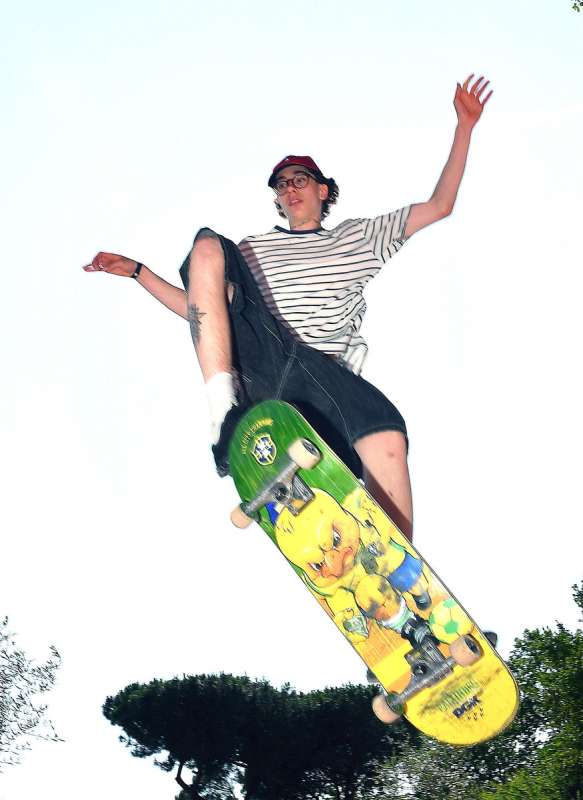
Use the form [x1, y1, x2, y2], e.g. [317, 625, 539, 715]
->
[211, 402, 250, 477]
[483, 630, 498, 648]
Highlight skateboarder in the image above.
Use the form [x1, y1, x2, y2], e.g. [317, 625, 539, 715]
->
[84, 74, 492, 545]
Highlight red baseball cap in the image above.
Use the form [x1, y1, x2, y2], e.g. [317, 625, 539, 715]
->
[267, 155, 327, 187]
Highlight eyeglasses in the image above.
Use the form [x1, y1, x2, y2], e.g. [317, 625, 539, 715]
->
[273, 171, 314, 195]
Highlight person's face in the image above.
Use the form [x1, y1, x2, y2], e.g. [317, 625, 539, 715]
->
[273, 167, 329, 223]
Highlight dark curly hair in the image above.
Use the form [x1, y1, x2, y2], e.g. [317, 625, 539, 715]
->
[275, 175, 339, 221]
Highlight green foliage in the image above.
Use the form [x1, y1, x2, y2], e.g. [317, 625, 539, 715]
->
[478, 581, 583, 800]
[104, 674, 413, 799]
[103, 673, 255, 798]
[373, 728, 543, 800]
[479, 766, 564, 800]
[379, 737, 482, 800]
[0, 617, 62, 770]
[573, 0, 583, 12]
[295, 684, 416, 800]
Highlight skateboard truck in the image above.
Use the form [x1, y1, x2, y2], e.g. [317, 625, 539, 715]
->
[370, 634, 483, 724]
[231, 438, 322, 528]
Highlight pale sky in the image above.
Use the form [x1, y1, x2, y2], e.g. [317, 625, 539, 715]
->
[1, 1, 582, 797]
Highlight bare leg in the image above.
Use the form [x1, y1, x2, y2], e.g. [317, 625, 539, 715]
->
[186, 234, 232, 381]
[353, 430, 413, 541]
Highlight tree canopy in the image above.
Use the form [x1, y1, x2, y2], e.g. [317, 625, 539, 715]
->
[478, 581, 583, 800]
[0, 617, 62, 770]
[103, 673, 414, 799]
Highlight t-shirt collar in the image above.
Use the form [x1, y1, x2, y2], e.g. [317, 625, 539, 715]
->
[274, 225, 324, 235]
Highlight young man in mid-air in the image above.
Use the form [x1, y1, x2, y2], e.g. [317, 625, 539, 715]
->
[85, 74, 491, 547]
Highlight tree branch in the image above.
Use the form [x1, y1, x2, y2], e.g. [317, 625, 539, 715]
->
[174, 762, 205, 800]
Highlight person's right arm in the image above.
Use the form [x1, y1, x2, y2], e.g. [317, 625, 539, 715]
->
[83, 253, 188, 319]
[84, 246, 237, 446]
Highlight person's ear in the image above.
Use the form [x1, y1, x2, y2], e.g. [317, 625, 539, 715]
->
[274, 199, 283, 212]
[319, 182, 329, 202]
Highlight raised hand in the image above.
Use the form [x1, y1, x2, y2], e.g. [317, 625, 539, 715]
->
[82, 252, 137, 277]
[454, 74, 493, 130]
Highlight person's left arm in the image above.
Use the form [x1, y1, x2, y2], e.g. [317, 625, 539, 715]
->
[405, 74, 493, 238]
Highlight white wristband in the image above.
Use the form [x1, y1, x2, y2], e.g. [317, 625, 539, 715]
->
[205, 371, 238, 446]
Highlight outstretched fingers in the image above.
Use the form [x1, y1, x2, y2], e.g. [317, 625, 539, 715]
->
[462, 73, 493, 106]
[462, 73, 475, 92]
[82, 252, 107, 272]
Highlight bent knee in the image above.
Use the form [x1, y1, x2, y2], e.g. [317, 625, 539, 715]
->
[190, 233, 223, 263]
[188, 235, 226, 296]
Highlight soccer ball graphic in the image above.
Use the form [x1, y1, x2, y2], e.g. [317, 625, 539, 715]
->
[429, 597, 473, 644]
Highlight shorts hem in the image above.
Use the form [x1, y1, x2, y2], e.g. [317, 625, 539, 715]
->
[351, 424, 409, 452]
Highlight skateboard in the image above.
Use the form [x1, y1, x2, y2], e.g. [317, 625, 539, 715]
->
[228, 400, 519, 745]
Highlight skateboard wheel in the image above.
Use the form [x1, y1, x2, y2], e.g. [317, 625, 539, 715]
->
[230, 505, 254, 529]
[287, 438, 321, 470]
[450, 634, 482, 667]
[371, 693, 402, 724]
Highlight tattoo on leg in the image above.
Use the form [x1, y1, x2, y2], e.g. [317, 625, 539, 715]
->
[188, 304, 206, 345]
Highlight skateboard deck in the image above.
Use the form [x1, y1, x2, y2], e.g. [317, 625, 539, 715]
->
[228, 400, 519, 745]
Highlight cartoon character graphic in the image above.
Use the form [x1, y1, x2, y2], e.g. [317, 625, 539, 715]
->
[342, 487, 434, 612]
[273, 487, 438, 647]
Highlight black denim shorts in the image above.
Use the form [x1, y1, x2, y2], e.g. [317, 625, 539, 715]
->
[179, 228, 407, 478]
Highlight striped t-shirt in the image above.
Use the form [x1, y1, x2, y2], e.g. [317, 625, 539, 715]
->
[238, 206, 411, 375]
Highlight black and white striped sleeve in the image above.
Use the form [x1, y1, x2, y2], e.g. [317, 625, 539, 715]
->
[360, 205, 412, 264]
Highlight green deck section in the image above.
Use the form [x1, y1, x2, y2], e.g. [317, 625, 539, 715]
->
[229, 400, 357, 542]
